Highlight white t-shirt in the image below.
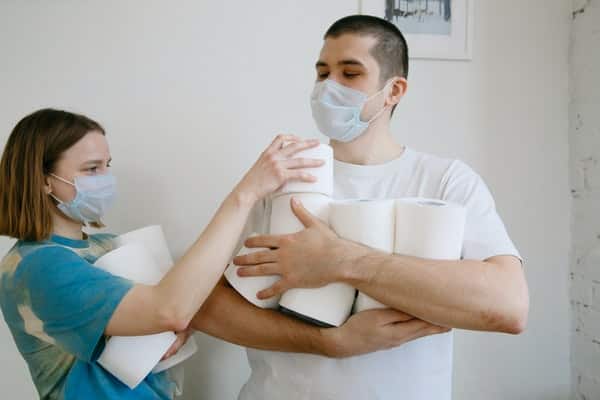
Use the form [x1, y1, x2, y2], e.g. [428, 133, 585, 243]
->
[238, 147, 520, 400]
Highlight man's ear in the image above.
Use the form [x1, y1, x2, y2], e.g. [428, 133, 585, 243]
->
[387, 77, 408, 107]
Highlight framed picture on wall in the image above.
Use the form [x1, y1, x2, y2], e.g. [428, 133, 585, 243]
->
[359, 0, 474, 60]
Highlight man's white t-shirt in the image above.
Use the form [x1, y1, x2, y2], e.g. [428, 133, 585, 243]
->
[238, 147, 520, 400]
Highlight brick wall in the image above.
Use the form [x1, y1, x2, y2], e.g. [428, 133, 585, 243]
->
[570, 0, 600, 398]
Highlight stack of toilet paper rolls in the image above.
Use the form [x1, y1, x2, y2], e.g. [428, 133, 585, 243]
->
[94, 225, 198, 389]
[350, 198, 467, 313]
[272, 143, 357, 327]
[224, 143, 357, 327]
[224, 141, 467, 328]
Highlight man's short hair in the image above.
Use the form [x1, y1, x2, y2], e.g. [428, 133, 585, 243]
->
[325, 15, 409, 83]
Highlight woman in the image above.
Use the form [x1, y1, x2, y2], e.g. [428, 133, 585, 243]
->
[0, 108, 323, 399]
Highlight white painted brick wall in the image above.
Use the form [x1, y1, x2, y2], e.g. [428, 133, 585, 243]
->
[570, 0, 600, 398]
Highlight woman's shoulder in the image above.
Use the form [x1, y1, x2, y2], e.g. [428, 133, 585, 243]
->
[87, 232, 118, 254]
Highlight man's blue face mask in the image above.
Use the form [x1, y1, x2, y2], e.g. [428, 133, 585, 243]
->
[310, 79, 393, 143]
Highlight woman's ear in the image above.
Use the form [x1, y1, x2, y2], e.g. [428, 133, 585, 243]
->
[44, 175, 52, 195]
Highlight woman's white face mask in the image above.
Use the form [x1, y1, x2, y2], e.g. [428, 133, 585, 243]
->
[49, 173, 117, 225]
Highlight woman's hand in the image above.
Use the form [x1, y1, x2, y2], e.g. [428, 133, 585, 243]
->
[161, 328, 193, 360]
[233, 135, 325, 205]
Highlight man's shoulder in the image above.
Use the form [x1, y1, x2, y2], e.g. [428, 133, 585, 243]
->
[409, 148, 476, 180]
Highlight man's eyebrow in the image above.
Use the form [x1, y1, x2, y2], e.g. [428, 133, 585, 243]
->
[338, 59, 365, 67]
[316, 59, 366, 68]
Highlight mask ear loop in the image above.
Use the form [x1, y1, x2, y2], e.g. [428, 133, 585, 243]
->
[48, 193, 63, 204]
[365, 79, 395, 123]
[49, 173, 75, 187]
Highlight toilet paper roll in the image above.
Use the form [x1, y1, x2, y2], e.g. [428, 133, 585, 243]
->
[114, 226, 198, 373]
[279, 283, 356, 328]
[354, 198, 466, 313]
[275, 143, 333, 196]
[394, 198, 466, 259]
[115, 225, 174, 275]
[329, 199, 395, 252]
[269, 193, 331, 234]
[152, 336, 198, 373]
[224, 234, 280, 309]
[328, 199, 396, 314]
[94, 244, 177, 388]
[95, 243, 164, 285]
[97, 332, 177, 389]
[271, 193, 355, 327]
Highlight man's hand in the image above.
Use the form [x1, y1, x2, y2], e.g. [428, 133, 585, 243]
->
[234, 197, 360, 300]
[321, 309, 451, 358]
[161, 328, 193, 360]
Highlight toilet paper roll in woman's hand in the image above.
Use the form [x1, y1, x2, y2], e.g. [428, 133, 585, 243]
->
[235, 197, 356, 299]
[234, 135, 325, 204]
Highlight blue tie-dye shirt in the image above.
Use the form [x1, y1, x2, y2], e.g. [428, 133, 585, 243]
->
[0, 233, 175, 399]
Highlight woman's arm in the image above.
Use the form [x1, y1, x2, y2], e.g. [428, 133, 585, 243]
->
[105, 135, 324, 336]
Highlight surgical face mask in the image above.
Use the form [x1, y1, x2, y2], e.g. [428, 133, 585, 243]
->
[310, 79, 392, 142]
[49, 173, 117, 225]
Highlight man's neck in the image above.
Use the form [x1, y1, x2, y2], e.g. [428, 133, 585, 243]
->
[330, 121, 405, 165]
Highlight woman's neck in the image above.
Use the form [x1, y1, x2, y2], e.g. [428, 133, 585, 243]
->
[51, 212, 85, 240]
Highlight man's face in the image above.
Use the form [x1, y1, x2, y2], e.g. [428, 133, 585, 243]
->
[315, 33, 389, 120]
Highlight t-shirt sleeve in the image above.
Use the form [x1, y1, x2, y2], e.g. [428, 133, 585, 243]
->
[18, 246, 133, 362]
[442, 161, 522, 262]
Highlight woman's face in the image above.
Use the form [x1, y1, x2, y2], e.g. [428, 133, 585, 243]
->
[48, 131, 111, 202]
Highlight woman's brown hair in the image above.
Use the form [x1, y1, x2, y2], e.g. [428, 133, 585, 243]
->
[0, 108, 105, 241]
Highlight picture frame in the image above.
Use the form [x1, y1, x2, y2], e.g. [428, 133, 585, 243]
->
[359, 0, 474, 60]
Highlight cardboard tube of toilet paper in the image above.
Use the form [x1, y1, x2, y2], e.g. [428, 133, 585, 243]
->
[272, 193, 356, 327]
[274, 143, 333, 197]
[94, 244, 177, 388]
[114, 226, 198, 374]
[115, 225, 174, 275]
[354, 198, 466, 313]
[328, 199, 396, 314]
[224, 233, 281, 309]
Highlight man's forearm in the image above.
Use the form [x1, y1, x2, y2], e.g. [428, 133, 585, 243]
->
[340, 243, 528, 334]
[191, 278, 331, 355]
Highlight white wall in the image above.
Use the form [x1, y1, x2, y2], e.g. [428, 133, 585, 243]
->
[0, 1, 571, 399]
[569, 0, 600, 398]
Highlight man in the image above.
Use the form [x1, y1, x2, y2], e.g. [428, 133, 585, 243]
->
[193, 15, 528, 400]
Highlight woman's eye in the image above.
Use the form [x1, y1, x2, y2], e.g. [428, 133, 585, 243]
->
[344, 72, 359, 78]
[317, 72, 329, 79]
[87, 167, 98, 173]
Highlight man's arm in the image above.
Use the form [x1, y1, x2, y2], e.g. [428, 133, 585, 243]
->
[191, 277, 451, 358]
[191, 278, 324, 354]
[235, 199, 529, 335]
[342, 250, 528, 333]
